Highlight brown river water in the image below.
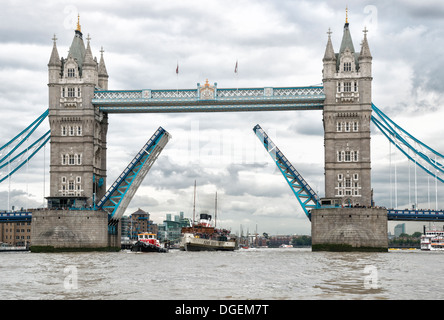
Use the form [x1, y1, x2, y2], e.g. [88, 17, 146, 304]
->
[1, 248, 442, 300]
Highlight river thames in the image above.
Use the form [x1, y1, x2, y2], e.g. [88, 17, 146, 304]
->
[0, 248, 442, 300]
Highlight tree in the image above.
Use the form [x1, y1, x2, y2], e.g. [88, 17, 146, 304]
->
[412, 232, 422, 238]
[291, 235, 311, 246]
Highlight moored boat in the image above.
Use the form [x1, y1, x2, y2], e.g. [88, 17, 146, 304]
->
[131, 232, 168, 253]
[421, 227, 444, 251]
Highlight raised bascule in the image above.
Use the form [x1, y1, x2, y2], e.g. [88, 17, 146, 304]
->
[2, 12, 444, 251]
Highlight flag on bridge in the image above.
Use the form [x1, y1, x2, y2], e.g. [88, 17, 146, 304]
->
[234, 60, 238, 74]
[176, 62, 179, 75]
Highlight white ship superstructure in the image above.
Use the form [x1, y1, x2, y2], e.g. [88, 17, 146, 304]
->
[421, 227, 444, 251]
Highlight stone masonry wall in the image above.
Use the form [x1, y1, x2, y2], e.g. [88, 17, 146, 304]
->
[311, 207, 388, 251]
[30, 209, 111, 249]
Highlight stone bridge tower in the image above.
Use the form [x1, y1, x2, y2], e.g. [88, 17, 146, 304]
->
[311, 15, 387, 252]
[47, 17, 109, 208]
[322, 16, 373, 207]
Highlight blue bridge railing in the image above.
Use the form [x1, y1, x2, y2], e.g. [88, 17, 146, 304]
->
[0, 211, 32, 222]
[387, 209, 444, 221]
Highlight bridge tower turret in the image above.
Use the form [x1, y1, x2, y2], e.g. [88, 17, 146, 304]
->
[322, 16, 373, 207]
[98, 47, 109, 90]
[47, 17, 108, 209]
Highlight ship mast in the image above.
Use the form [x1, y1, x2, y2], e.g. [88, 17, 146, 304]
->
[192, 180, 196, 228]
[214, 191, 217, 228]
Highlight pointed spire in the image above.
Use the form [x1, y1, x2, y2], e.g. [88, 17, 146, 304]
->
[68, 25, 86, 71]
[359, 27, 372, 59]
[83, 34, 96, 67]
[98, 46, 109, 89]
[48, 34, 61, 67]
[98, 47, 108, 77]
[323, 28, 336, 61]
[339, 11, 355, 54]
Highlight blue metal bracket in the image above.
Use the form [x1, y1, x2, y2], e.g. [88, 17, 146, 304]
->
[253, 124, 320, 220]
[97, 127, 171, 222]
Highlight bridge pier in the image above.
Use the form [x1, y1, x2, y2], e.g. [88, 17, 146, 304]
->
[311, 207, 388, 252]
[30, 209, 120, 252]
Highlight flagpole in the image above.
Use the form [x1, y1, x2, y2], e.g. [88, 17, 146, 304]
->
[234, 59, 238, 94]
[176, 61, 179, 94]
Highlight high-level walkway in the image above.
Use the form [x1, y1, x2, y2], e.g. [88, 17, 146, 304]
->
[92, 85, 325, 113]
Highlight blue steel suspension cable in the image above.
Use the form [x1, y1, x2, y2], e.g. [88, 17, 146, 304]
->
[371, 104, 444, 172]
[0, 131, 50, 183]
[0, 109, 49, 163]
[0, 130, 50, 171]
[372, 104, 444, 161]
[371, 113, 444, 172]
[371, 107, 444, 183]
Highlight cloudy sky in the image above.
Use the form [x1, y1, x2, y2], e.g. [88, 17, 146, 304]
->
[1, 0, 444, 235]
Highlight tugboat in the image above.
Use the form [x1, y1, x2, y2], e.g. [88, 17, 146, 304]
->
[131, 232, 168, 253]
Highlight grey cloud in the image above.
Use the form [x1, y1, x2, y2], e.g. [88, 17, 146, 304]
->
[0, 189, 43, 211]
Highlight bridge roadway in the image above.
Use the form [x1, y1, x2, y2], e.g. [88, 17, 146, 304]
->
[92, 85, 325, 113]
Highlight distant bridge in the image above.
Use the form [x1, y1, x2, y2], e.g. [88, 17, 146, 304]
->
[0, 212, 32, 222]
[387, 209, 444, 221]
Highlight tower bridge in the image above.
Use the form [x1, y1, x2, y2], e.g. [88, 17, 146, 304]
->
[1, 13, 444, 251]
